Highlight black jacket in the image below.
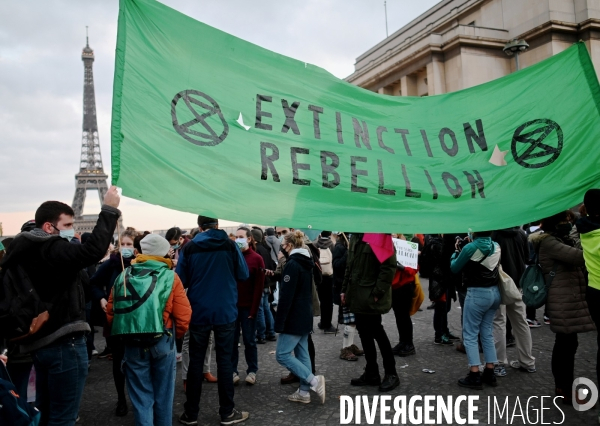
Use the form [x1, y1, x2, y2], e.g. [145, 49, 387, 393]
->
[332, 240, 347, 291]
[491, 227, 529, 285]
[255, 242, 276, 289]
[0, 205, 120, 351]
[274, 252, 314, 335]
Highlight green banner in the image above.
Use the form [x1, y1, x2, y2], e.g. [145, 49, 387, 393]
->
[111, 0, 600, 233]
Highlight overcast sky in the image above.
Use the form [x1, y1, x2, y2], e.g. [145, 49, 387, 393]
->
[0, 0, 440, 235]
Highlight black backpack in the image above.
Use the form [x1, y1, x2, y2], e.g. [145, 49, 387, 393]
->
[0, 264, 51, 342]
[420, 235, 444, 280]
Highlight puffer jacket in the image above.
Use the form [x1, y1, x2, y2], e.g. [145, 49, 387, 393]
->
[529, 232, 595, 334]
[341, 233, 395, 315]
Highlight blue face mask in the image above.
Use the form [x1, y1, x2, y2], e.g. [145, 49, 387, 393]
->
[121, 248, 135, 258]
[59, 228, 75, 242]
[172, 244, 181, 251]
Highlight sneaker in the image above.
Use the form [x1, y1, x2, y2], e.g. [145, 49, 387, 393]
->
[544, 315, 551, 325]
[176, 352, 182, 363]
[245, 372, 256, 385]
[509, 360, 536, 373]
[340, 347, 359, 361]
[97, 347, 112, 359]
[445, 332, 460, 342]
[179, 412, 198, 425]
[426, 301, 436, 310]
[221, 409, 249, 425]
[494, 364, 507, 377]
[310, 375, 326, 404]
[323, 326, 337, 334]
[233, 372, 240, 385]
[506, 337, 516, 347]
[434, 335, 452, 345]
[266, 335, 277, 342]
[527, 319, 542, 328]
[91, 349, 99, 356]
[288, 389, 310, 404]
[349, 344, 364, 356]
[256, 338, 267, 344]
[379, 374, 400, 392]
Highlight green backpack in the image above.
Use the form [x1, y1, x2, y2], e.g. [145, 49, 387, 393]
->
[520, 251, 556, 309]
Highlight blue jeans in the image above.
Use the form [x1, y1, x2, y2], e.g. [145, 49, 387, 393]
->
[256, 290, 275, 339]
[184, 321, 236, 421]
[275, 334, 314, 392]
[33, 334, 88, 426]
[463, 286, 501, 367]
[122, 331, 176, 426]
[232, 307, 258, 375]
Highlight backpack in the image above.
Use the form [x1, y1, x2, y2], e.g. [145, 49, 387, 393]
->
[0, 363, 41, 426]
[520, 250, 556, 309]
[0, 265, 51, 342]
[319, 248, 333, 276]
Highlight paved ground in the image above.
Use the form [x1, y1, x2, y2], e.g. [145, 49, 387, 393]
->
[78, 278, 600, 425]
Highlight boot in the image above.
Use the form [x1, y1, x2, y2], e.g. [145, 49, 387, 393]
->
[350, 371, 381, 386]
[339, 347, 358, 361]
[397, 343, 416, 357]
[481, 367, 498, 387]
[379, 374, 400, 392]
[458, 371, 483, 390]
[203, 372, 218, 383]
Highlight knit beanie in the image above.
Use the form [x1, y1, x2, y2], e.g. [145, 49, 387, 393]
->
[140, 234, 171, 256]
[265, 228, 276, 236]
[584, 189, 600, 217]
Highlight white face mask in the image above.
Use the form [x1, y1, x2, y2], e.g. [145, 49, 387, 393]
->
[235, 238, 249, 250]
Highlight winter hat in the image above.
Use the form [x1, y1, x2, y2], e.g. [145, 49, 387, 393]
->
[320, 231, 332, 238]
[140, 234, 171, 256]
[584, 189, 600, 217]
[265, 228, 276, 236]
[251, 228, 263, 243]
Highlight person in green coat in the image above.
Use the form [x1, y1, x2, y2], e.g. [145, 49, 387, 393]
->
[340, 233, 399, 392]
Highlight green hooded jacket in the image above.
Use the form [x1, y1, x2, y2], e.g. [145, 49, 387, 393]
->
[341, 234, 395, 315]
[112, 260, 174, 336]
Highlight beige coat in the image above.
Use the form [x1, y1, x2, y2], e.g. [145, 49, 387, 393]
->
[529, 232, 595, 334]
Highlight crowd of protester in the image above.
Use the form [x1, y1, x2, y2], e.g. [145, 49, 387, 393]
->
[1, 187, 600, 425]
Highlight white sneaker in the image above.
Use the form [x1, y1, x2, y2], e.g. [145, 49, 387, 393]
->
[245, 372, 256, 385]
[288, 389, 310, 404]
[176, 352, 182, 363]
[310, 375, 326, 404]
[233, 372, 240, 385]
[91, 349, 99, 356]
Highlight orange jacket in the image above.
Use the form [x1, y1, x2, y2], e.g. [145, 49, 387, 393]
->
[106, 272, 191, 339]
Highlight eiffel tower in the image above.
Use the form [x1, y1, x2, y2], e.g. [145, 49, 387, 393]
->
[72, 30, 122, 233]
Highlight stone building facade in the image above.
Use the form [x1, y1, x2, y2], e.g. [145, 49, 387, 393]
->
[347, 0, 600, 95]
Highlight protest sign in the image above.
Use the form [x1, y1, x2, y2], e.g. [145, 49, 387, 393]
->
[111, 0, 600, 232]
[393, 239, 419, 269]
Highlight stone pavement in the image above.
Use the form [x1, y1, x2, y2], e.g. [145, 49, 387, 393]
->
[78, 279, 599, 425]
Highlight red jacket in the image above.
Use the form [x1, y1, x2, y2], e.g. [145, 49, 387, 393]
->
[391, 266, 418, 290]
[237, 247, 265, 318]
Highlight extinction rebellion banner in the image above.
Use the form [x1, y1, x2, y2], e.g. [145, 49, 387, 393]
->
[111, 0, 600, 233]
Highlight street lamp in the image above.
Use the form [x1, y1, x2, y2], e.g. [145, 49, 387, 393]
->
[503, 39, 529, 71]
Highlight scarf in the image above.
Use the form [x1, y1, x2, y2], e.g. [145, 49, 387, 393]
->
[132, 254, 174, 269]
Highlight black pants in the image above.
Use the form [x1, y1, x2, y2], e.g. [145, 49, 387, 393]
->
[355, 313, 396, 376]
[108, 336, 126, 403]
[308, 334, 316, 374]
[391, 282, 414, 345]
[552, 333, 578, 390]
[433, 290, 452, 339]
[586, 286, 600, 386]
[318, 275, 334, 329]
[185, 321, 236, 420]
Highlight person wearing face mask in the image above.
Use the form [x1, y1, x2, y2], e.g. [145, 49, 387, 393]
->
[231, 228, 265, 386]
[529, 210, 595, 405]
[166, 226, 187, 268]
[0, 187, 121, 426]
[90, 227, 140, 417]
